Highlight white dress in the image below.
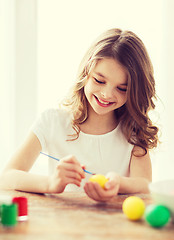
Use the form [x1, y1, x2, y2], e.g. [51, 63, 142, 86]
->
[31, 108, 134, 191]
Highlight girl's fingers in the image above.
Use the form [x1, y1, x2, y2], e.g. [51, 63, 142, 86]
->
[84, 182, 101, 201]
[84, 180, 119, 202]
[57, 165, 83, 179]
[59, 156, 85, 178]
[61, 155, 82, 167]
[59, 176, 81, 188]
[65, 169, 84, 181]
[92, 182, 111, 201]
[94, 181, 119, 199]
[65, 177, 82, 187]
[49, 155, 87, 193]
[66, 164, 85, 179]
[105, 172, 120, 186]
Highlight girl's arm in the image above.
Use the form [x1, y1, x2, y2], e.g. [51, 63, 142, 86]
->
[0, 132, 85, 193]
[118, 146, 152, 194]
[0, 132, 47, 193]
[84, 146, 152, 202]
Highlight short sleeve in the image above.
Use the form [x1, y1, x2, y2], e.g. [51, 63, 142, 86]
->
[30, 109, 52, 152]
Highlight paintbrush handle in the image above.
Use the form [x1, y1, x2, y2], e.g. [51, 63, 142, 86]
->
[40, 152, 94, 175]
[40, 152, 59, 161]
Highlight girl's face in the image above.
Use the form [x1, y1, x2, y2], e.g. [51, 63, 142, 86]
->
[84, 58, 128, 117]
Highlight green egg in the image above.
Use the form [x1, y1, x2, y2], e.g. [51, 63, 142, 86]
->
[145, 204, 171, 228]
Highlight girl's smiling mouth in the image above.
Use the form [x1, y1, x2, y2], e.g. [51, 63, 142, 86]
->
[94, 95, 115, 107]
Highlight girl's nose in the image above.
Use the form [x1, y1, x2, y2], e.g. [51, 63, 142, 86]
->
[101, 87, 114, 99]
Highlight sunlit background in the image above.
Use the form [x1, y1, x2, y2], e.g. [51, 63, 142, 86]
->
[1, 0, 174, 181]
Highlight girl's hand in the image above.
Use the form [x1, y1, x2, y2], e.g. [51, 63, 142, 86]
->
[47, 155, 85, 193]
[84, 172, 120, 202]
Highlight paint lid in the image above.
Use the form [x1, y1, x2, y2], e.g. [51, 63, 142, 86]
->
[12, 197, 28, 221]
[0, 195, 12, 204]
[1, 203, 18, 227]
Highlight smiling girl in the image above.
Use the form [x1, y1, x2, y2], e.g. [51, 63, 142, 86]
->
[0, 28, 159, 202]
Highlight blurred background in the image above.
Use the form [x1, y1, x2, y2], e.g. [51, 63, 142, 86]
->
[0, 0, 174, 181]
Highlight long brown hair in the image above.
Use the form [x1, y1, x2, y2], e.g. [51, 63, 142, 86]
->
[62, 28, 159, 155]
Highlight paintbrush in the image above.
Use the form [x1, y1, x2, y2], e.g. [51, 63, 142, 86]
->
[40, 152, 95, 175]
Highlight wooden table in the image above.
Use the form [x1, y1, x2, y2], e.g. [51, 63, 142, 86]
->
[0, 190, 174, 240]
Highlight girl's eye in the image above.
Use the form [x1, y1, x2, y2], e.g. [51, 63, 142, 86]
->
[117, 87, 127, 92]
[94, 78, 105, 84]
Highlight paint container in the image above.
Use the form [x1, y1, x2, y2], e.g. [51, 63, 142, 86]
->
[1, 203, 18, 227]
[0, 195, 12, 222]
[12, 197, 28, 221]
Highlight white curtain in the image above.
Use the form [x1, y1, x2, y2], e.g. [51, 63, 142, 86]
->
[0, 0, 15, 170]
[0, 0, 37, 171]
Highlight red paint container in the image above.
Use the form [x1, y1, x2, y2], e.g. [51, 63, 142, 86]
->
[12, 196, 28, 221]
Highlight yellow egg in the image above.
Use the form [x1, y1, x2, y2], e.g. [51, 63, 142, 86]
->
[122, 196, 145, 220]
[89, 174, 108, 189]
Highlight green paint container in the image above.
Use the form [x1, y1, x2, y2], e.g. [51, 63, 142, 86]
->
[1, 203, 18, 227]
